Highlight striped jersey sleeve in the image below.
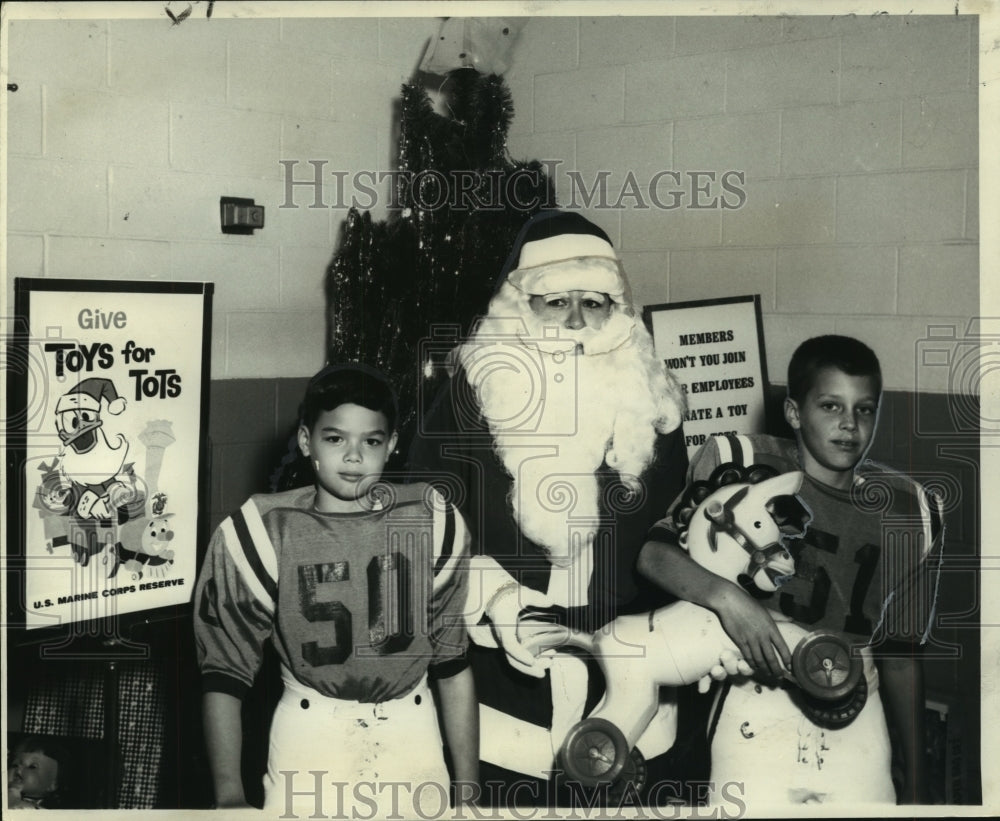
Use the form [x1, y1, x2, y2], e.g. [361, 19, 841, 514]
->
[647, 433, 800, 546]
[646, 434, 727, 546]
[427, 488, 472, 676]
[193, 498, 279, 698]
[864, 464, 946, 648]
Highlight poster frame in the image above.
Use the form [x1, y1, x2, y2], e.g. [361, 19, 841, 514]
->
[642, 294, 770, 452]
[5, 277, 213, 651]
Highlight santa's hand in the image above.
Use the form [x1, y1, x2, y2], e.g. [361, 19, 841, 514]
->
[486, 583, 554, 678]
[697, 649, 754, 693]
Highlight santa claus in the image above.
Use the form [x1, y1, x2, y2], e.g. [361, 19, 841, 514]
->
[409, 211, 696, 806]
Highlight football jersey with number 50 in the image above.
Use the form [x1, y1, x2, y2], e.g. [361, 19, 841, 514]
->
[194, 483, 469, 703]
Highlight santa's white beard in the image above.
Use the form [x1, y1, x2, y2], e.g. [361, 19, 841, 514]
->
[60, 429, 129, 486]
[461, 294, 685, 565]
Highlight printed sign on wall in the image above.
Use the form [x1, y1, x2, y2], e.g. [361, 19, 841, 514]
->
[8, 279, 212, 632]
[643, 295, 769, 457]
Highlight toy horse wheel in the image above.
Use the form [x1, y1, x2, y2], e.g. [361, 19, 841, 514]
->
[791, 631, 862, 701]
[559, 718, 629, 787]
[605, 748, 647, 804]
[798, 675, 868, 729]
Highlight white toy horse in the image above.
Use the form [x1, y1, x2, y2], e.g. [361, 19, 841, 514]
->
[518, 468, 868, 790]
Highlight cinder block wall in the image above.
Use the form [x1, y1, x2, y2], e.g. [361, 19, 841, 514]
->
[8, 14, 978, 394]
[6, 13, 979, 394]
[5, 14, 443, 380]
[505, 14, 979, 393]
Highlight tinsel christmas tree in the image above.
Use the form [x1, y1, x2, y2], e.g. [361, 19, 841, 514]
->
[272, 70, 554, 489]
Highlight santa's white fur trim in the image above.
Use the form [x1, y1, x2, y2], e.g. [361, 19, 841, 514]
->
[508, 257, 628, 305]
[458, 284, 685, 562]
[516, 231, 616, 269]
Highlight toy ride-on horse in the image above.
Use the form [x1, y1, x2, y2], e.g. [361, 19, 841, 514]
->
[517, 468, 869, 790]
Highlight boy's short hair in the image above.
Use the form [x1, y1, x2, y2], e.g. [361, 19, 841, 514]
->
[787, 335, 882, 402]
[299, 363, 398, 433]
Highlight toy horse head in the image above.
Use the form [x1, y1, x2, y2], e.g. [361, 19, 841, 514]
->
[679, 469, 810, 592]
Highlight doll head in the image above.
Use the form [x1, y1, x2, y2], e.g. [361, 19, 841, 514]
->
[8, 736, 67, 809]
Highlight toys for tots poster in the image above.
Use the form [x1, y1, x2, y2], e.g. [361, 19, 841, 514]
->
[20, 284, 208, 631]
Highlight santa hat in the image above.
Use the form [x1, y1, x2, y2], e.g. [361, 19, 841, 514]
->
[501, 211, 631, 305]
[56, 378, 126, 416]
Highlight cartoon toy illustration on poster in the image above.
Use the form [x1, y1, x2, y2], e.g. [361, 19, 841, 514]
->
[34, 378, 147, 572]
[113, 420, 179, 581]
[12, 279, 212, 631]
[32, 395, 188, 584]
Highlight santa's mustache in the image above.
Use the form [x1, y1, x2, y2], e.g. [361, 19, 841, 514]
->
[553, 325, 599, 352]
[516, 311, 635, 357]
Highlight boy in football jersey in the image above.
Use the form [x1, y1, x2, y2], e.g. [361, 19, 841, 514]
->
[638, 335, 942, 805]
[194, 364, 477, 815]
